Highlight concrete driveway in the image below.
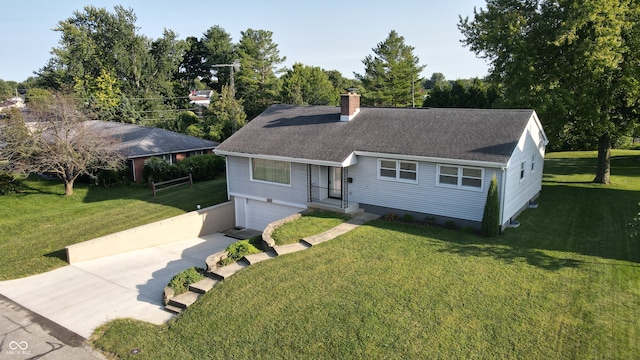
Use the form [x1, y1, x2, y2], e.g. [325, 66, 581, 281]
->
[0, 233, 236, 339]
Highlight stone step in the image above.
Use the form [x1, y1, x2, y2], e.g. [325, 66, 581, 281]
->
[189, 276, 220, 294]
[210, 260, 248, 280]
[164, 304, 184, 315]
[168, 291, 201, 309]
[243, 250, 278, 265]
[273, 242, 310, 256]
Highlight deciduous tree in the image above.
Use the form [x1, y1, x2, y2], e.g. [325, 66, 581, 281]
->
[459, 0, 640, 184]
[280, 63, 338, 105]
[0, 93, 124, 195]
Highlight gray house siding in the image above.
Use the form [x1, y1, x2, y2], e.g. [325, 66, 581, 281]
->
[226, 156, 308, 207]
[348, 156, 504, 224]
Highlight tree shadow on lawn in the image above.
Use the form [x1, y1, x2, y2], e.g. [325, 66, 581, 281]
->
[437, 242, 583, 271]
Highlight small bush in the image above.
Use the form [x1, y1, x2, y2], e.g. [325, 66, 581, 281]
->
[383, 213, 400, 221]
[0, 171, 22, 195]
[424, 216, 436, 226]
[444, 220, 457, 230]
[403, 213, 414, 223]
[168, 267, 205, 295]
[220, 239, 262, 266]
[143, 157, 175, 183]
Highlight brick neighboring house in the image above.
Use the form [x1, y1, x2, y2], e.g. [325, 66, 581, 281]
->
[86, 121, 218, 183]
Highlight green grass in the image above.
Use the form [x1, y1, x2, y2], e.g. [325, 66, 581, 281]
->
[56, 151, 640, 357]
[0, 177, 228, 280]
[271, 210, 350, 245]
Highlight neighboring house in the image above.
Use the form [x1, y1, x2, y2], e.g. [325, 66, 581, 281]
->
[0, 97, 25, 113]
[86, 121, 218, 182]
[189, 90, 213, 107]
[214, 92, 548, 231]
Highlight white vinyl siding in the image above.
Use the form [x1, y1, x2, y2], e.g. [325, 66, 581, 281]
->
[251, 158, 291, 185]
[350, 157, 500, 222]
[501, 115, 546, 228]
[436, 164, 483, 191]
[377, 159, 418, 183]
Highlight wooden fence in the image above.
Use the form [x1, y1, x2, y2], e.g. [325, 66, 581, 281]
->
[151, 174, 193, 196]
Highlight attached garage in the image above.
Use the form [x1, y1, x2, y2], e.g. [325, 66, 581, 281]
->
[234, 197, 304, 230]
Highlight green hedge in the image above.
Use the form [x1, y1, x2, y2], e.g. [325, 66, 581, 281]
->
[143, 154, 225, 183]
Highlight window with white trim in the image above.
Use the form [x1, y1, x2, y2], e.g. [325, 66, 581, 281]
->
[520, 161, 526, 181]
[378, 159, 418, 183]
[531, 154, 536, 173]
[251, 158, 291, 185]
[437, 164, 483, 190]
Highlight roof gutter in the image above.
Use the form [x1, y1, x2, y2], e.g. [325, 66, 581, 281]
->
[214, 149, 350, 167]
[352, 151, 507, 168]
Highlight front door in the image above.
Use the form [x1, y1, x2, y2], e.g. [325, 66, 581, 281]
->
[328, 167, 342, 199]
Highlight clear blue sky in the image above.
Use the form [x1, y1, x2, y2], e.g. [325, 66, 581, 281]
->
[0, 0, 489, 83]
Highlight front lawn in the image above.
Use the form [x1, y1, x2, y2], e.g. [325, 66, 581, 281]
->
[0, 177, 228, 280]
[271, 210, 350, 245]
[91, 150, 640, 359]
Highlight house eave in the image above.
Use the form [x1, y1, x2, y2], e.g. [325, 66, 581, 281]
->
[127, 146, 217, 159]
[352, 151, 507, 168]
[214, 149, 353, 167]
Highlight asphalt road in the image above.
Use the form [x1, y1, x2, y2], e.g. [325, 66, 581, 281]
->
[0, 294, 105, 360]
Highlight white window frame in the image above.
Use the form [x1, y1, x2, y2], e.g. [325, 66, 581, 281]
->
[250, 158, 291, 186]
[530, 154, 536, 174]
[520, 161, 526, 182]
[377, 159, 418, 184]
[436, 164, 484, 191]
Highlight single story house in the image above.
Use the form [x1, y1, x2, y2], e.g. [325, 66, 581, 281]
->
[189, 90, 213, 107]
[214, 92, 548, 231]
[86, 121, 218, 182]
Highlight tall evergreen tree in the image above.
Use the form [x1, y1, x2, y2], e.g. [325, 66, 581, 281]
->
[202, 26, 236, 92]
[236, 29, 286, 118]
[356, 30, 426, 107]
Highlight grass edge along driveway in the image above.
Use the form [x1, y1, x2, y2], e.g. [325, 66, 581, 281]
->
[91, 150, 640, 359]
[0, 178, 228, 280]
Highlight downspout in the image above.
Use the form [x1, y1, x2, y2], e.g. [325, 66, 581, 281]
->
[499, 166, 507, 233]
[225, 156, 231, 201]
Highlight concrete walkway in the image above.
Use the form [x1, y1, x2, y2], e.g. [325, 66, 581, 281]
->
[0, 233, 236, 339]
[0, 211, 380, 346]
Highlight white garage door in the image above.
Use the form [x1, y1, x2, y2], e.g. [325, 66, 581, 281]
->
[245, 199, 304, 230]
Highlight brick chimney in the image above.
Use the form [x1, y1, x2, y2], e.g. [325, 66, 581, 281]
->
[340, 90, 360, 121]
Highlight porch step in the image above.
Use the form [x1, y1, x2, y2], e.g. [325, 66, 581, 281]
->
[164, 304, 184, 315]
[243, 250, 278, 265]
[189, 276, 220, 294]
[210, 260, 249, 280]
[273, 242, 310, 256]
[169, 291, 201, 309]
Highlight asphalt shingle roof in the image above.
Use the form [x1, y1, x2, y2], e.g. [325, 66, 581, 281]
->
[85, 120, 218, 158]
[215, 105, 536, 165]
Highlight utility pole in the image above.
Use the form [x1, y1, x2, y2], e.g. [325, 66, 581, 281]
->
[211, 60, 241, 134]
[211, 60, 241, 97]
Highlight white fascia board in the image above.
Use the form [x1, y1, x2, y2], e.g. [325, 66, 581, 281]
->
[228, 192, 307, 209]
[214, 150, 348, 167]
[353, 151, 506, 169]
[531, 111, 550, 146]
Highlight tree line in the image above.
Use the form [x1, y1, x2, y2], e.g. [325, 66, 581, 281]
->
[2, 1, 639, 185]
